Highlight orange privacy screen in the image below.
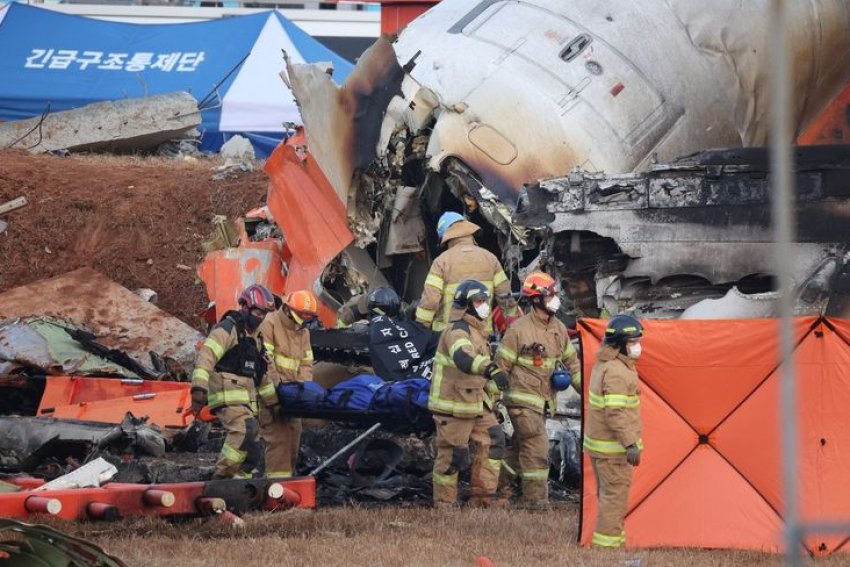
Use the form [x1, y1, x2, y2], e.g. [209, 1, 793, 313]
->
[579, 317, 850, 555]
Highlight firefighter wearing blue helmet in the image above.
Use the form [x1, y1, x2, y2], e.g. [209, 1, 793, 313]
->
[415, 211, 516, 333]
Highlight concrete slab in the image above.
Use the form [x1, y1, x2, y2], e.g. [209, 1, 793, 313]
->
[0, 92, 201, 154]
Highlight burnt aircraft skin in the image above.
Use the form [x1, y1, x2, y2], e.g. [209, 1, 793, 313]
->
[283, 0, 850, 318]
[520, 146, 850, 318]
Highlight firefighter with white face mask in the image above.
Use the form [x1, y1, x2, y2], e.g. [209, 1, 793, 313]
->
[584, 314, 644, 548]
[495, 271, 580, 509]
[429, 280, 508, 508]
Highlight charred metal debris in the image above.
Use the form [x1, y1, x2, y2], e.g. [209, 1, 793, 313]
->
[328, 94, 850, 320]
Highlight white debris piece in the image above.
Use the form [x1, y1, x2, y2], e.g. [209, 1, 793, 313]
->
[219, 135, 255, 160]
[35, 457, 118, 491]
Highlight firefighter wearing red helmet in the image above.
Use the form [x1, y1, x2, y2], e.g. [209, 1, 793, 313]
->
[190, 284, 276, 479]
[495, 271, 581, 509]
[257, 289, 319, 478]
[584, 314, 644, 548]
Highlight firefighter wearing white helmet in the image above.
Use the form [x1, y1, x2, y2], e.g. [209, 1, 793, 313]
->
[415, 211, 516, 333]
[584, 314, 644, 548]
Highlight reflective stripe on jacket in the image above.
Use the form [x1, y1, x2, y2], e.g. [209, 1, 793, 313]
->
[415, 235, 512, 333]
[428, 310, 493, 418]
[583, 344, 642, 458]
[258, 308, 313, 407]
[191, 315, 263, 413]
[496, 310, 581, 415]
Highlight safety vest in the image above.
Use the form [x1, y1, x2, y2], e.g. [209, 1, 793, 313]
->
[191, 312, 266, 413]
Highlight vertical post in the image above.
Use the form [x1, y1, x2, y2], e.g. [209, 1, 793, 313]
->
[769, 0, 799, 565]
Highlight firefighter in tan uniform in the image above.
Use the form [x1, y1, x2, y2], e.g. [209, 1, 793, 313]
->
[257, 290, 319, 478]
[415, 212, 515, 334]
[584, 315, 644, 548]
[496, 272, 581, 509]
[190, 284, 277, 479]
[429, 280, 509, 508]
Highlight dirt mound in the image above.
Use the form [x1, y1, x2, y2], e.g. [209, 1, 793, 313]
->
[0, 150, 268, 328]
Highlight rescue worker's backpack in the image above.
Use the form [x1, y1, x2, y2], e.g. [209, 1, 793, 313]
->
[213, 312, 268, 385]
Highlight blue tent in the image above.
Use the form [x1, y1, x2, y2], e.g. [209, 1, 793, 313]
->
[0, 3, 353, 156]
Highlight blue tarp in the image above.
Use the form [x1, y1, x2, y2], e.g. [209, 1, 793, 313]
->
[0, 4, 353, 156]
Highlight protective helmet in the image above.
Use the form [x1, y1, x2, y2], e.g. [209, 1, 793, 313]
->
[284, 290, 319, 320]
[521, 271, 558, 299]
[367, 286, 401, 317]
[436, 211, 465, 241]
[452, 279, 490, 309]
[237, 284, 276, 312]
[603, 314, 643, 347]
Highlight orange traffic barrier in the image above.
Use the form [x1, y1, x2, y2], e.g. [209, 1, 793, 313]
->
[579, 316, 850, 555]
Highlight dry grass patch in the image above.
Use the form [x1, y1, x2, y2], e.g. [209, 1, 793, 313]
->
[38, 505, 850, 567]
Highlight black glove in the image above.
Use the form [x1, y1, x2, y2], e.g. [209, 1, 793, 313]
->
[625, 444, 641, 467]
[190, 389, 207, 416]
[484, 363, 509, 392]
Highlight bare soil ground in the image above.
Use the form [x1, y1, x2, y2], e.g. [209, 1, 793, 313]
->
[0, 150, 267, 329]
[47, 504, 843, 567]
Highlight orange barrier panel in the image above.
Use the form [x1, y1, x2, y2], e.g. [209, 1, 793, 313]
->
[44, 389, 192, 428]
[38, 376, 188, 416]
[579, 317, 850, 555]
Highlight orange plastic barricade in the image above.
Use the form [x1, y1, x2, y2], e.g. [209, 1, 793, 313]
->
[579, 317, 850, 555]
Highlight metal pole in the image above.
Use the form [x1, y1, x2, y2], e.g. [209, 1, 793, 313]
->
[769, 0, 799, 565]
[308, 422, 383, 477]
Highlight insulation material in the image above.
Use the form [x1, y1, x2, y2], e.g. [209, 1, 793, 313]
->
[579, 317, 850, 555]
